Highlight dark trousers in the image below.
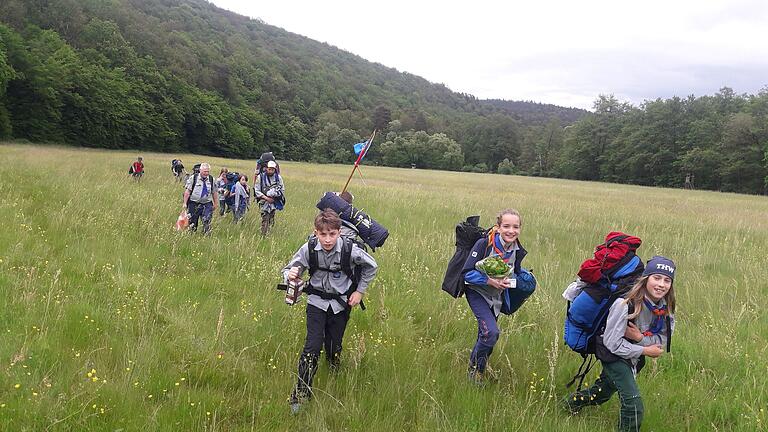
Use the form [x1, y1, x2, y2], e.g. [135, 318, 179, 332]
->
[466, 288, 500, 373]
[293, 304, 351, 400]
[566, 360, 644, 431]
[188, 201, 213, 234]
[233, 204, 247, 223]
[260, 210, 275, 235]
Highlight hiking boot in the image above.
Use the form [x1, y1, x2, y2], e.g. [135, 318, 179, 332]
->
[289, 391, 309, 415]
[468, 368, 485, 387]
[561, 394, 584, 415]
[290, 402, 302, 415]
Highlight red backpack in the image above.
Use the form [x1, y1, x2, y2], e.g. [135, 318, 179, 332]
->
[577, 232, 642, 284]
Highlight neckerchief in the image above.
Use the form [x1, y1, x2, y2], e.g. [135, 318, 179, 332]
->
[642, 298, 668, 337]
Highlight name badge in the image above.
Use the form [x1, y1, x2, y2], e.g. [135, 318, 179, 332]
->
[509, 277, 517, 289]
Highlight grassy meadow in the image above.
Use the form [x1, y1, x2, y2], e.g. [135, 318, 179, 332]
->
[1, 143, 767, 431]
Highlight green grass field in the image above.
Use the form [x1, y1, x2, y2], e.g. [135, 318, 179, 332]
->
[1, 143, 767, 431]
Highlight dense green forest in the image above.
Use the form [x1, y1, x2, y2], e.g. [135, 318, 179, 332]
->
[0, 0, 766, 193]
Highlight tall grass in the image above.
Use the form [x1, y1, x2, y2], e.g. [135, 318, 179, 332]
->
[1, 143, 766, 431]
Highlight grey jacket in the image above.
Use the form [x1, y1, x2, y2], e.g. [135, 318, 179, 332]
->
[282, 237, 378, 314]
[601, 297, 675, 367]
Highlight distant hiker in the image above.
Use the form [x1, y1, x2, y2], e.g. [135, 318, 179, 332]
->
[232, 175, 250, 223]
[217, 168, 230, 216]
[684, 173, 693, 190]
[172, 159, 186, 182]
[183, 162, 218, 235]
[282, 209, 378, 414]
[129, 157, 144, 181]
[461, 209, 528, 385]
[254, 160, 285, 236]
[254, 151, 279, 178]
[563, 256, 677, 432]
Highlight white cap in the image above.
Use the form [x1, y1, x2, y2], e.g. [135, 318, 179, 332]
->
[267, 161, 277, 168]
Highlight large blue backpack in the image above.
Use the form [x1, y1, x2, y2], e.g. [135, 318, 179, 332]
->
[563, 252, 644, 390]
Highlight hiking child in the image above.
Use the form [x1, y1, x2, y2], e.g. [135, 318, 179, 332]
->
[254, 160, 284, 236]
[130, 156, 144, 181]
[172, 159, 186, 182]
[461, 209, 528, 384]
[232, 175, 250, 223]
[217, 168, 229, 216]
[282, 209, 378, 413]
[182, 162, 218, 235]
[563, 256, 677, 432]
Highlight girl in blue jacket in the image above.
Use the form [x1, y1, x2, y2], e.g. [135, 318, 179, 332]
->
[462, 209, 527, 384]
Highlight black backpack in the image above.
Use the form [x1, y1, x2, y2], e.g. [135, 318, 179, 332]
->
[441, 215, 487, 298]
[256, 152, 280, 175]
[304, 236, 366, 311]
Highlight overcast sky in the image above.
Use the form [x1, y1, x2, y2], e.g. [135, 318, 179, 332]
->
[210, 0, 768, 110]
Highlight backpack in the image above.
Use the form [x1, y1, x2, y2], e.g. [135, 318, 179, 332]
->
[256, 152, 280, 175]
[304, 236, 366, 311]
[563, 232, 644, 389]
[316, 192, 388, 251]
[441, 215, 486, 298]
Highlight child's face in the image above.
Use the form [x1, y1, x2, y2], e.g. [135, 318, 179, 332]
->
[266, 167, 276, 175]
[239, 177, 246, 184]
[498, 214, 521, 244]
[314, 227, 341, 251]
[645, 274, 672, 302]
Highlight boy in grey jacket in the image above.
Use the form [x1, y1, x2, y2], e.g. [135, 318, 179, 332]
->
[282, 209, 378, 414]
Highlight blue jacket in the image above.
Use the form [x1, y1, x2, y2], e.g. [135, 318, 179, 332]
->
[462, 233, 528, 286]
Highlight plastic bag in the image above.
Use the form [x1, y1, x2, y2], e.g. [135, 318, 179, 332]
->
[562, 278, 588, 302]
[475, 255, 513, 279]
[175, 211, 190, 231]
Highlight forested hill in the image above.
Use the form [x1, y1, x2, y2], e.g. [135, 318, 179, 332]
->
[484, 100, 589, 125]
[0, 0, 584, 165]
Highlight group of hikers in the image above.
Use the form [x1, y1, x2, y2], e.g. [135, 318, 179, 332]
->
[129, 153, 286, 235]
[131, 152, 676, 430]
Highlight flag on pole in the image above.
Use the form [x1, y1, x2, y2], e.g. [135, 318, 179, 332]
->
[353, 141, 367, 156]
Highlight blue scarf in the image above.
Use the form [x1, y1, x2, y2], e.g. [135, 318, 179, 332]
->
[642, 298, 668, 337]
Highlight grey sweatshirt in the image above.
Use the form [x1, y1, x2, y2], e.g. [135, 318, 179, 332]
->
[601, 297, 676, 366]
[282, 237, 378, 314]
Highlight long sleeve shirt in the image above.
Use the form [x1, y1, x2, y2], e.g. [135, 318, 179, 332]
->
[601, 297, 675, 366]
[281, 238, 378, 314]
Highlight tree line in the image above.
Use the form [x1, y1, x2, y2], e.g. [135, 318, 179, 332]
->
[0, 0, 765, 194]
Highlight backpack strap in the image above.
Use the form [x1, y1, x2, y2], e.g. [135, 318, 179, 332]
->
[308, 236, 319, 276]
[665, 315, 672, 352]
[305, 237, 365, 311]
[566, 354, 596, 390]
